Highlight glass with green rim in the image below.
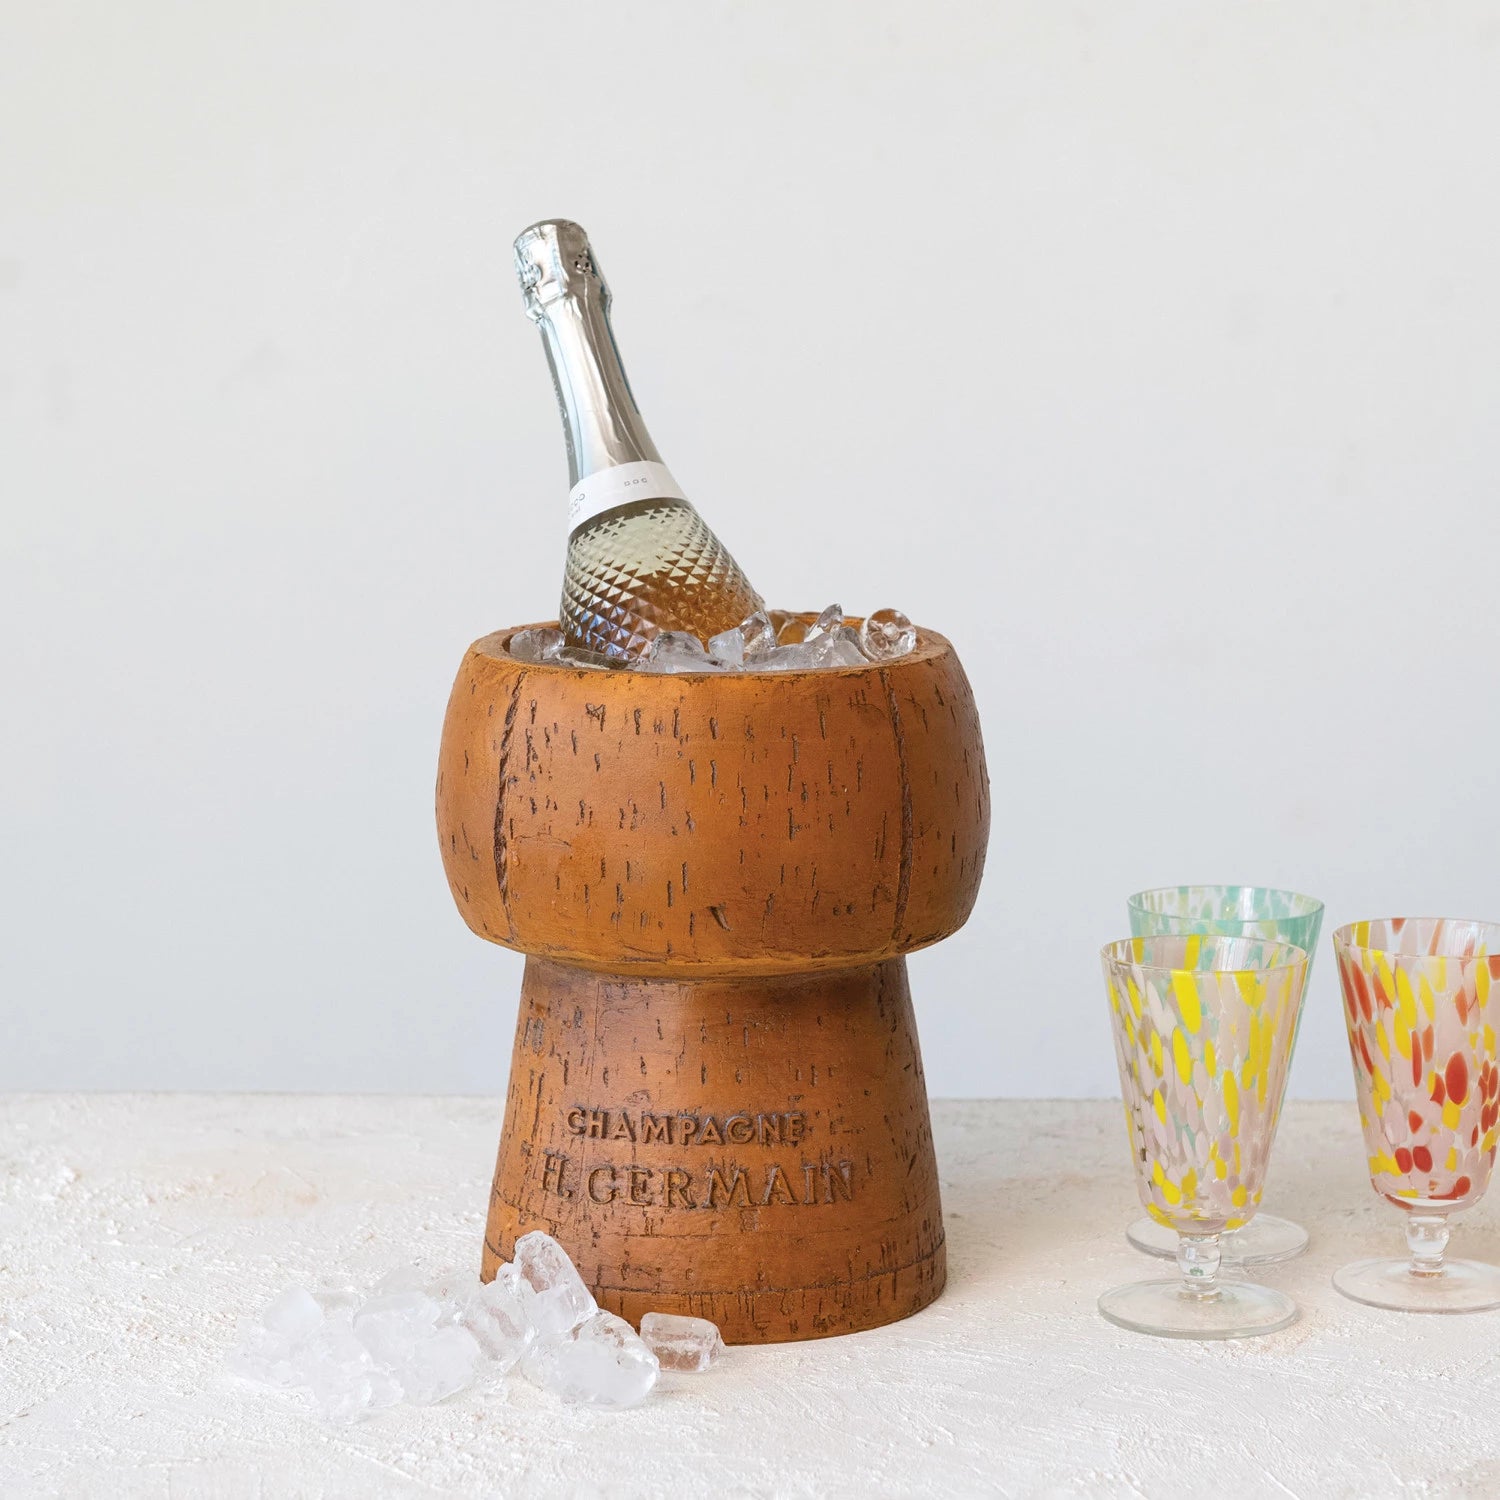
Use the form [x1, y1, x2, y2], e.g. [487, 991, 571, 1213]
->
[1125, 884, 1323, 1266]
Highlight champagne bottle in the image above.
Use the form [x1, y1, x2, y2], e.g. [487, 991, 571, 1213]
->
[514, 219, 764, 660]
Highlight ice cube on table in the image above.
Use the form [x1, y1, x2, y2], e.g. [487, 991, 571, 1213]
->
[509, 626, 565, 663]
[225, 1286, 326, 1388]
[640, 631, 723, 673]
[303, 1314, 402, 1424]
[860, 607, 917, 660]
[479, 1270, 532, 1338]
[638, 1311, 725, 1372]
[294, 1308, 402, 1422]
[451, 1270, 533, 1370]
[308, 1360, 402, 1425]
[512, 1231, 597, 1338]
[226, 1326, 308, 1389]
[352, 1290, 443, 1369]
[392, 1322, 483, 1406]
[521, 1311, 660, 1410]
[262, 1287, 324, 1341]
[421, 1265, 528, 1368]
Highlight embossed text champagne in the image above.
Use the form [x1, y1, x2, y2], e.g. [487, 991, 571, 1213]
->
[514, 219, 764, 658]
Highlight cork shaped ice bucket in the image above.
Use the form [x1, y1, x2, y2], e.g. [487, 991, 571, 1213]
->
[436, 616, 989, 1343]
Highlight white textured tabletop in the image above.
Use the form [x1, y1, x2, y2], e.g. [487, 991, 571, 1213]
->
[2, 1096, 1496, 1500]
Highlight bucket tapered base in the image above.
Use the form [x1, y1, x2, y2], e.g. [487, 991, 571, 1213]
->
[483, 955, 946, 1343]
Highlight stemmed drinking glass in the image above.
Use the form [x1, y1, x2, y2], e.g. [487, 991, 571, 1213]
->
[1126, 885, 1324, 1264]
[1332, 918, 1500, 1312]
[1099, 934, 1308, 1338]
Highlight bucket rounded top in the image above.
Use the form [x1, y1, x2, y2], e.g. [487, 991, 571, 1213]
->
[437, 618, 990, 976]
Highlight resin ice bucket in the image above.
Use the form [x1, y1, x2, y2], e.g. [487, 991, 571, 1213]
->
[435, 617, 989, 1343]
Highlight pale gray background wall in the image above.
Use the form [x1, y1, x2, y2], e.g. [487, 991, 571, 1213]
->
[3, 3, 1498, 1097]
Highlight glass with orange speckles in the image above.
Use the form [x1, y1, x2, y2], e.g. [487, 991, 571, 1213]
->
[1332, 917, 1500, 1312]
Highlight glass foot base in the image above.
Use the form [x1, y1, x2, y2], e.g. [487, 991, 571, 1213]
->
[1333, 1258, 1500, 1313]
[1099, 1277, 1297, 1340]
[1126, 1214, 1309, 1267]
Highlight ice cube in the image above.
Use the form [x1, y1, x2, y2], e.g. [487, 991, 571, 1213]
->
[738, 610, 777, 659]
[305, 1346, 402, 1423]
[521, 1311, 659, 1409]
[638, 1311, 725, 1372]
[742, 640, 820, 672]
[512, 1231, 597, 1338]
[263, 1287, 324, 1342]
[744, 633, 865, 672]
[226, 1325, 308, 1389]
[804, 603, 844, 641]
[301, 1311, 402, 1424]
[859, 608, 917, 661]
[639, 631, 723, 674]
[307, 1362, 402, 1425]
[707, 626, 745, 666]
[352, 1290, 443, 1368]
[226, 1286, 326, 1388]
[558, 644, 620, 669]
[303, 1309, 368, 1369]
[392, 1322, 483, 1406]
[509, 627, 565, 664]
[810, 628, 868, 668]
[478, 1271, 532, 1337]
[229, 1264, 542, 1422]
[450, 1269, 534, 1371]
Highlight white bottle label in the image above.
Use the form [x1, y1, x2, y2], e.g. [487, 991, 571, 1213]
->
[568, 461, 686, 528]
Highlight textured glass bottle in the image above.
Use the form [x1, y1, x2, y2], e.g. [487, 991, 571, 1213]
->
[514, 220, 763, 659]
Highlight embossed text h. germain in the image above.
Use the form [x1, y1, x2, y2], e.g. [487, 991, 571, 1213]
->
[538, 1151, 854, 1211]
[534, 1101, 854, 1212]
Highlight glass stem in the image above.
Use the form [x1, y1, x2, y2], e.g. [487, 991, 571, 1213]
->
[1176, 1232, 1223, 1300]
[1404, 1214, 1450, 1278]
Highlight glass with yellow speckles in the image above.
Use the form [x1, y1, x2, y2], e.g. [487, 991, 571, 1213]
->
[1126, 885, 1324, 1266]
[1332, 917, 1500, 1312]
[1099, 934, 1308, 1339]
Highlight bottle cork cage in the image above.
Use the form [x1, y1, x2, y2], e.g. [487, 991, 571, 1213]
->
[435, 617, 990, 1343]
